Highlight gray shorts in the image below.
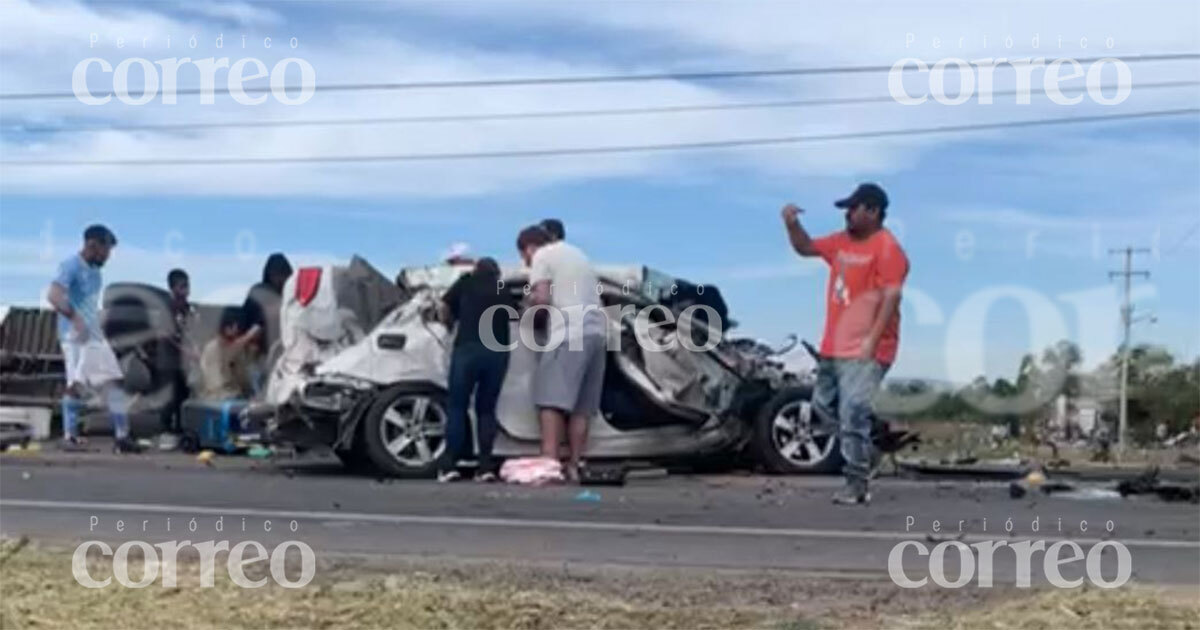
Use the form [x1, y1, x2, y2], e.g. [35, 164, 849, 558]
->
[534, 331, 607, 416]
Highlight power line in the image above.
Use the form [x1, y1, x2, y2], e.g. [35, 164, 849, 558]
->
[1165, 221, 1200, 255]
[7, 80, 1198, 135]
[2, 107, 1196, 168]
[2, 52, 1197, 101]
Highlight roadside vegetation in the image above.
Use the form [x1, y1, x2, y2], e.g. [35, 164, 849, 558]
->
[2, 539, 1195, 630]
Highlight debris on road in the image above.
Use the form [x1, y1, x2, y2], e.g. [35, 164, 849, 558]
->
[1009, 468, 1075, 499]
[1056, 487, 1122, 501]
[573, 490, 602, 502]
[897, 457, 1028, 480]
[579, 464, 627, 486]
[1117, 467, 1200, 503]
[623, 466, 668, 481]
[196, 449, 216, 466]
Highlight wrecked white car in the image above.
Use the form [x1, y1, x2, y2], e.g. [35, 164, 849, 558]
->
[264, 258, 849, 477]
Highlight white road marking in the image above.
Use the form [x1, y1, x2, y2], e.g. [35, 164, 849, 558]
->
[2, 498, 1197, 549]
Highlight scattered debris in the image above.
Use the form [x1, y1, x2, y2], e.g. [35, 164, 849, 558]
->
[196, 450, 215, 466]
[573, 490, 602, 502]
[898, 458, 1027, 480]
[1025, 470, 1046, 487]
[20, 471, 30, 480]
[1164, 429, 1199, 448]
[246, 445, 273, 459]
[623, 466, 667, 481]
[1056, 487, 1122, 501]
[1009, 469, 1058, 499]
[579, 464, 627, 486]
[1116, 467, 1200, 503]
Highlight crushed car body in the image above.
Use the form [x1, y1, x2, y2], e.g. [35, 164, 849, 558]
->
[264, 256, 850, 477]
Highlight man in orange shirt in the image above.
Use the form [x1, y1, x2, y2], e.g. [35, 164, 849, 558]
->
[781, 183, 909, 505]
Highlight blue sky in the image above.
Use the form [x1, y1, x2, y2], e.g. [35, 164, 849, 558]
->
[1, 0, 1198, 383]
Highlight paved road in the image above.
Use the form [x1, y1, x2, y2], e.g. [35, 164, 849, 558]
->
[1, 449, 1197, 585]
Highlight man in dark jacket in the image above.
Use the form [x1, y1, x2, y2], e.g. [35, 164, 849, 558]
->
[241, 253, 292, 393]
[438, 257, 512, 482]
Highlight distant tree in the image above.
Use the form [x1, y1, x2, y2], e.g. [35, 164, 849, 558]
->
[1096, 346, 1200, 443]
[903, 341, 1197, 444]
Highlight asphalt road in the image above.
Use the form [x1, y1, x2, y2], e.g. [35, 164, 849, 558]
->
[1, 448, 1198, 586]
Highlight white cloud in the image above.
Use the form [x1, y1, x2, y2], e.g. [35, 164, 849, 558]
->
[1, 0, 1196, 198]
[941, 207, 1150, 230]
[178, 1, 283, 27]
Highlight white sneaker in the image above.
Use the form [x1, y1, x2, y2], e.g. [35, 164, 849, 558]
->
[157, 433, 181, 451]
[437, 470, 462, 483]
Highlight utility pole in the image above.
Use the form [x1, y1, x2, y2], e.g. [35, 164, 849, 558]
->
[1108, 247, 1150, 457]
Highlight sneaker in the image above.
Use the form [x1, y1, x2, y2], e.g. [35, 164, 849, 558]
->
[475, 471, 498, 483]
[113, 438, 144, 454]
[831, 487, 871, 506]
[437, 470, 462, 483]
[157, 433, 181, 451]
[59, 436, 88, 452]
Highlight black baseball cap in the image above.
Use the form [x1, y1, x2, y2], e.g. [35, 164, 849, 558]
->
[834, 183, 889, 212]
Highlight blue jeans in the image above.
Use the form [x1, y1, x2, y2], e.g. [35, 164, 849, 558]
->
[61, 384, 129, 441]
[811, 358, 888, 492]
[442, 344, 508, 474]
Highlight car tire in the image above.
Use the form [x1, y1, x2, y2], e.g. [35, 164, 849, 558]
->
[334, 446, 369, 472]
[359, 383, 448, 478]
[751, 385, 844, 474]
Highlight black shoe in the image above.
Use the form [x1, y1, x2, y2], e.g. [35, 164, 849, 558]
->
[113, 438, 144, 454]
[59, 436, 89, 452]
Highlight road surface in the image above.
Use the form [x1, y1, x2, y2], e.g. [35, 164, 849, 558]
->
[1, 448, 1197, 585]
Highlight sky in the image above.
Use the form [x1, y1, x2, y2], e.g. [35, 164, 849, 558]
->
[0, 0, 1198, 384]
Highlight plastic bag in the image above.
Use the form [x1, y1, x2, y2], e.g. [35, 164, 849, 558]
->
[499, 457, 564, 485]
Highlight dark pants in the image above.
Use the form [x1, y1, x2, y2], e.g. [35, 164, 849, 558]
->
[160, 369, 189, 433]
[442, 344, 508, 474]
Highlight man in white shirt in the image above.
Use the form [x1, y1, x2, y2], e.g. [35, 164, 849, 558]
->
[517, 224, 607, 480]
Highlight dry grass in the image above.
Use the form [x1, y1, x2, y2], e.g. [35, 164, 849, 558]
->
[897, 586, 1200, 630]
[1, 539, 1196, 630]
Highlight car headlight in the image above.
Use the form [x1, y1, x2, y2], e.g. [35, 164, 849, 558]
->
[300, 379, 369, 412]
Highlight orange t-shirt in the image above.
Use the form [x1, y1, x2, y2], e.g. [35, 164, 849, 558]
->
[811, 228, 909, 364]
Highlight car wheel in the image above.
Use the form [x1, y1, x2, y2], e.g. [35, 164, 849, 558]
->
[751, 385, 844, 474]
[359, 384, 448, 478]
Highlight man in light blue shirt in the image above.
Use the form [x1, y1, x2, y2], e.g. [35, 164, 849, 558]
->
[46, 225, 140, 453]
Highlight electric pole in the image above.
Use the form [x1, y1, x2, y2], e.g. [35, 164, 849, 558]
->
[1108, 247, 1150, 457]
